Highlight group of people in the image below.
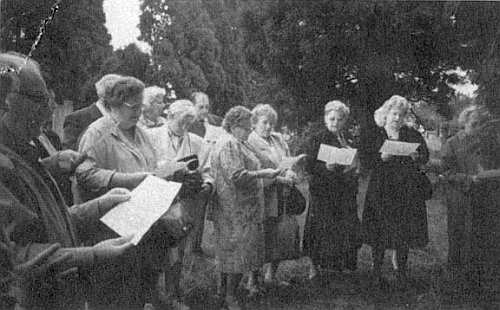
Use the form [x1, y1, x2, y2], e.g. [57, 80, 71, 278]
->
[1, 51, 499, 310]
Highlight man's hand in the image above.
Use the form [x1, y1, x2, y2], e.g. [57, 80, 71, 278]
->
[96, 188, 131, 215]
[92, 235, 134, 261]
[58, 150, 86, 173]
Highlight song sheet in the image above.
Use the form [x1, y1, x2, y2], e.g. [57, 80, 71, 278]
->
[379, 140, 420, 156]
[317, 144, 357, 166]
[100, 175, 182, 245]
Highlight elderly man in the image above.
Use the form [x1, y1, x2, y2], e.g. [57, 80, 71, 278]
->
[188, 91, 223, 139]
[0, 53, 136, 309]
[62, 74, 121, 151]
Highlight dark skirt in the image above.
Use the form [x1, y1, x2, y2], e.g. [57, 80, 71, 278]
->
[362, 163, 429, 249]
[303, 191, 361, 270]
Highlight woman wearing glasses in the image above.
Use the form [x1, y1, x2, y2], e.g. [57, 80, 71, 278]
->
[75, 76, 191, 310]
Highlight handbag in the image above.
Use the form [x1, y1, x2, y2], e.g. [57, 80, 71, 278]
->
[270, 205, 302, 261]
[416, 169, 433, 201]
[278, 184, 307, 216]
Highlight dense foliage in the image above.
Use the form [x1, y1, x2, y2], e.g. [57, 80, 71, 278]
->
[2, 1, 500, 127]
[0, 0, 113, 106]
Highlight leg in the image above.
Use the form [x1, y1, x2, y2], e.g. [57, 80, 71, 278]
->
[225, 273, 242, 310]
[164, 246, 190, 310]
[395, 245, 409, 286]
[190, 194, 209, 255]
[372, 244, 385, 286]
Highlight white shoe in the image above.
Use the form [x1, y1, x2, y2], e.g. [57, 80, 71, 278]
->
[171, 299, 190, 310]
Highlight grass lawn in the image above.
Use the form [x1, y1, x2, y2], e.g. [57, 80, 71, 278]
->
[178, 177, 497, 310]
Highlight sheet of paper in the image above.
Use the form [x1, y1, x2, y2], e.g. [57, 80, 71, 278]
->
[155, 161, 187, 179]
[317, 144, 357, 166]
[278, 154, 307, 170]
[100, 175, 182, 245]
[204, 124, 226, 142]
[379, 140, 420, 156]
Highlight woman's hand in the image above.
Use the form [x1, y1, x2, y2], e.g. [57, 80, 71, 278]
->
[96, 188, 132, 215]
[381, 152, 392, 162]
[258, 168, 281, 179]
[326, 162, 340, 171]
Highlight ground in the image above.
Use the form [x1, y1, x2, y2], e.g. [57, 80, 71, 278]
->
[178, 175, 498, 310]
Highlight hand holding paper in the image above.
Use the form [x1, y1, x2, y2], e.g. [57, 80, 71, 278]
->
[379, 140, 420, 156]
[317, 144, 357, 166]
[100, 175, 182, 245]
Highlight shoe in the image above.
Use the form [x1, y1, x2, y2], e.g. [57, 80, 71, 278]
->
[171, 299, 190, 310]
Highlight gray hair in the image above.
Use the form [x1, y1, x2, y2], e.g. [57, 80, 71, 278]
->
[251, 104, 278, 126]
[167, 99, 197, 120]
[143, 86, 166, 107]
[374, 95, 411, 127]
[190, 91, 209, 105]
[324, 100, 350, 118]
[222, 106, 252, 133]
[457, 105, 490, 128]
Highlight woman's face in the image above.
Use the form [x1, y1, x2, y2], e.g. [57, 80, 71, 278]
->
[232, 118, 252, 142]
[170, 112, 196, 135]
[324, 110, 347, 134]
[145, 97, 166, 119]
[385, 107, 406, 130]
[464, 112, 484, 135]
[253, 115, 274, 138]
[114, 93, 144, 130]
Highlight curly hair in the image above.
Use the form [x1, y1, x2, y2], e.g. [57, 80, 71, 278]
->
[104, 76, 145, 109]
[324, 100, 350, 117]
[374, 95, 411, 127]
[222, 106, 252, 133]
[251, 104, 278, 126]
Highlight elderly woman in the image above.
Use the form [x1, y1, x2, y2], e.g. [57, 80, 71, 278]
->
[303, 101, 361, 278]
[211, 106, 280, 310]
[441, 105, 490, 280]
[246, 104, 297, 289]
[360, 95, 429, 288]
[75, 77, 190, 310]
[139, 86, 167, 129]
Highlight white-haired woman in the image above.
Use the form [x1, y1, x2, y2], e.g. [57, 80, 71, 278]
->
[139, 86, 167, 129]
[441, 105, 490, 281]
[360, 95, 429, 288]
[303, 100, 361, 278]
[246, 104, 297, 290]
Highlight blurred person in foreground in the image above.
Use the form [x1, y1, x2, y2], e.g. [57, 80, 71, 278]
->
[188, 91, 223, 139]
[359, 95, 429, 289]
[211, 106, 280, 310]
[440, 105, 492, 291]
[0, 52, 135, 309]
[62, 74, 122, 151]
[75, 76, 193, 310]
[246, 103, 298, 292]
[303, 100, 361, 278]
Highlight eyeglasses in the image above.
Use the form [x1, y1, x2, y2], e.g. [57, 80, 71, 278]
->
[123, 101, 145, 111]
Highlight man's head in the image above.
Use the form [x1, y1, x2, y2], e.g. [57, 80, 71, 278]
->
[0, 53, 51, 142]
[190, 92, 210, 120]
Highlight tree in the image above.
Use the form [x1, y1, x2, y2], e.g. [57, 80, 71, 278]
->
[1, 0, 112, 107]
[139, 0, 226, 110]
[100, 43, 151, 82]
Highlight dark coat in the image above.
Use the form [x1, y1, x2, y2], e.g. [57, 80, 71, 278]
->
[360, 125, 429, 249]
[303, 129, 361, 270]
[62, 102, 103, 150]
[188, 114, 223, 138]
